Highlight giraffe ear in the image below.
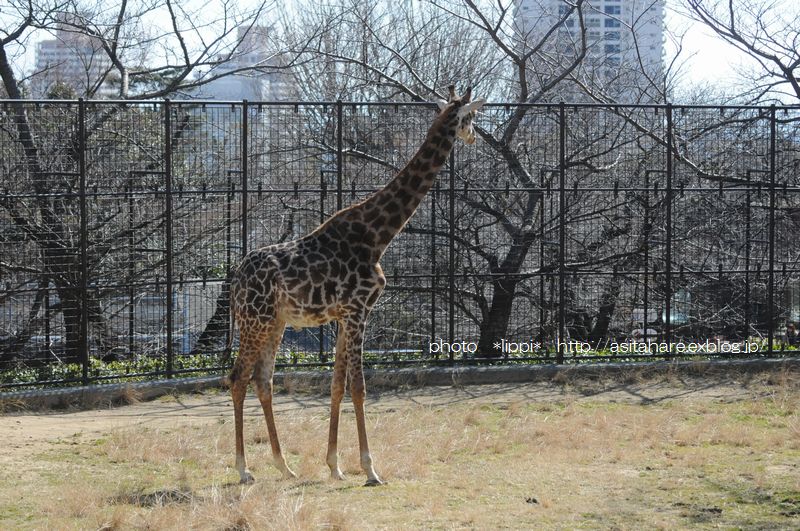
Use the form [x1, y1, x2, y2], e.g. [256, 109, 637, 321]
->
[460, 98, 487, 115]
[436, 99, 449, 111]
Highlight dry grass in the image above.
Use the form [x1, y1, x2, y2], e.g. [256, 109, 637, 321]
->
[1, 374, 799, 530]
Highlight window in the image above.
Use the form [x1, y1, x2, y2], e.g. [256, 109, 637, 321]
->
[605, 44, 620, 54]
[604, 5, 621, 15]
[586, 17, 600, 27]
[604, 31, 620, 40]
[604, 18, 621, 28]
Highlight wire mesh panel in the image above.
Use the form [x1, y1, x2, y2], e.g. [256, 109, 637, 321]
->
[447, 105, 561, 358]
[561, 106, 670, 357]
[0, 102, 85, 382]
[84, 102, 169, 375]
[249, 103, 336, 241]
[671, 107, 772, 346]
[773, 108, 800, 350]
[166, 102, 245, 369]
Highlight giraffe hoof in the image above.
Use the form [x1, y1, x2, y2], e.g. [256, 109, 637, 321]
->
[239, 471, 255, 484]
[364, 478, 385, 487]
[331, 470, 346, 481]
[282, 469, 297, 480]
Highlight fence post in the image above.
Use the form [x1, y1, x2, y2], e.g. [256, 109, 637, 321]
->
[448, 149, 456, 362]
[241, 100, 249, 257]
[225, 169, 233, 365]
[768, 105, 776, 354]
[78, 98, 89, 385]
[431, 181, 438, 350]
[336, 101, 343, 211]
[643, 170, 651, 344]
[318, 169, 328, 363]
[744, 171, 750, 341]
[128, 179, 135, 358]
[745, 170, 752, 339]
[538, 170, 546, 352]
[164, 99, 174, 378]
[557, 102, 566, 364]
[664, 103, 673, 351]
[328, 101, 345, 362]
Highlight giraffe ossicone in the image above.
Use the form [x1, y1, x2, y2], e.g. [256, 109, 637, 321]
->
[226, 86, 486, 486]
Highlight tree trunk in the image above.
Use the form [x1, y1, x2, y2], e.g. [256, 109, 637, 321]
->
[563, 282, 590, 341]
[58, 287, 85, 365]
[477, 277, 519, 357]
[588, 276, 620, 346]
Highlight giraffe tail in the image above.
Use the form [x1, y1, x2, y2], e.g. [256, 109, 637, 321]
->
[221, 289, 236, 388]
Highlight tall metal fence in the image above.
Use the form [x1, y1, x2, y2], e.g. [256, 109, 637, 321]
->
[1, 99, 799, 388]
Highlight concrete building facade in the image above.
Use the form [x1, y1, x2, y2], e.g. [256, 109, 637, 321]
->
[32, 14, 115, 98]
[515, 0, 665, 100]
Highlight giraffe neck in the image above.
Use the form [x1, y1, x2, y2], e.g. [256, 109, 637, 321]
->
[330, 111, 458, 261]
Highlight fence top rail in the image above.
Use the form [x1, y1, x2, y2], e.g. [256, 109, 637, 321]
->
[1, 98, 799, 112]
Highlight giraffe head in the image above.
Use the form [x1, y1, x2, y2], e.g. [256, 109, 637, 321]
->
[436, 85, 486, 145]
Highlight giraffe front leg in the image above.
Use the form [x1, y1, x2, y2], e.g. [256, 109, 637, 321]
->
[350, 367, 383, 486]
[327, 326, 348, 481]
[345, 319, 384, 486]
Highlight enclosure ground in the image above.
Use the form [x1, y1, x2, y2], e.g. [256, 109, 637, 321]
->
[1, 368, 799, 530]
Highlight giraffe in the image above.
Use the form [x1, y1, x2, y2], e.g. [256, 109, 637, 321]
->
[226, 86, 486, 486]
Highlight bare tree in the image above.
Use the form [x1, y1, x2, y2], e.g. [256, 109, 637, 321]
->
[683, 0, 800, 103]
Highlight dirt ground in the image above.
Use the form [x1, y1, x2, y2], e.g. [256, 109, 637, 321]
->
[1, 369, 799, 529]
[0, 372, 777, 464]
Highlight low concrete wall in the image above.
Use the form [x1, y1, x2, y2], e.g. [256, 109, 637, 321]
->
[2, 357, 798, 411]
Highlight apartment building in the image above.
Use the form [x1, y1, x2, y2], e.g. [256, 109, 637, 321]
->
[32, 13, 115, 98]
[515, 0, 665, 100]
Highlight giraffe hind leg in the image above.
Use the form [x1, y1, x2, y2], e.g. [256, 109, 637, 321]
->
[252, 320, 297, 480]
[230, 347, 256, 484]
[229, 256, 283, 484]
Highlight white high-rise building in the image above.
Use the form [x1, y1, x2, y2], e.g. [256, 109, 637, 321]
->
[515, 0, 665, 100]
[32, 13, 115, 98]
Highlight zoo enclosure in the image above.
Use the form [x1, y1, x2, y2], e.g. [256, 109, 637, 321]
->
[1, 99, 800, 388]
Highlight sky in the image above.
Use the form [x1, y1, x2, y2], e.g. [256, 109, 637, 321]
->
[0, 0, 782, 97]
[663, 1, 757, 91]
